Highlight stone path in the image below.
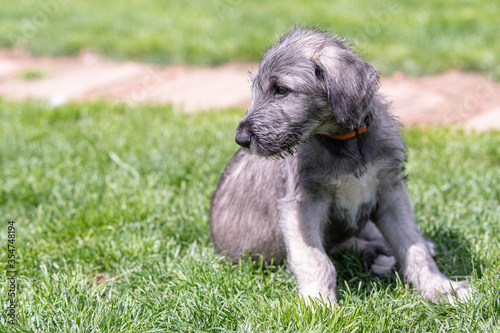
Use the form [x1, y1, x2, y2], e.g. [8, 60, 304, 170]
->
[1, 49, 499, 131]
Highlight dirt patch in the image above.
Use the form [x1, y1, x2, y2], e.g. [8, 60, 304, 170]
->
[379, 71, 500, 128]
[1, 49, 499, 131]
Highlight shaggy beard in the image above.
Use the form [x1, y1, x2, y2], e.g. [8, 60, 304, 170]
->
[249, 130, 303, 159]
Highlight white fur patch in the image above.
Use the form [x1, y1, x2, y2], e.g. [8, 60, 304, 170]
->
[331, 164, 379, 228]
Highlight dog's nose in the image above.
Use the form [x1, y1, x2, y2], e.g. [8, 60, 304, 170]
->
[235, 128, 252, 148]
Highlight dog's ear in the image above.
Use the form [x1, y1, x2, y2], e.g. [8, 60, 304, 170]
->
[313, 41, 380, 128]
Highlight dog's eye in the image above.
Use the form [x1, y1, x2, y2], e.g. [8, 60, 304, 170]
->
[275, 86, 289, 96]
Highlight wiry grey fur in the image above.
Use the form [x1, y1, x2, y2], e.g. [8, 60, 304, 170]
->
[210, 26, 469, 305]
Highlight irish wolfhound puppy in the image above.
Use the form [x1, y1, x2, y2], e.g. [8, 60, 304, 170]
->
[210, 26, 469, 305]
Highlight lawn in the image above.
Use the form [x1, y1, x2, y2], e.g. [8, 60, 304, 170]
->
[0, 99, 499, 331]
[1, 0, 499, 78]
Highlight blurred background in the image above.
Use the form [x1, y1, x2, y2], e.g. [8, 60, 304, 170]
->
[1, 0, 499, 127]
[2, 0, 499, 73]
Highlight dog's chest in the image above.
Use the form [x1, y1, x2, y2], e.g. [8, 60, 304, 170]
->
[328, 165, 379, 230]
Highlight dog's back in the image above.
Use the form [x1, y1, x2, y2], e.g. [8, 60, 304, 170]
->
[210, 148, 287, 263]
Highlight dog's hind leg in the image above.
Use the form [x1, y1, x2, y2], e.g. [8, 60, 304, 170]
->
[329, 221, 396, 276]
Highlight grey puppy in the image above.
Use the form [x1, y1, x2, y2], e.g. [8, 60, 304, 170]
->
[210, 27, 469, 305]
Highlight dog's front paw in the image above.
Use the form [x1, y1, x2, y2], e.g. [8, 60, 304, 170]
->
[422, 279, 470, 303]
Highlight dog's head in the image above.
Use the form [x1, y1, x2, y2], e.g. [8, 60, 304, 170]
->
[235, 26, 380, 157]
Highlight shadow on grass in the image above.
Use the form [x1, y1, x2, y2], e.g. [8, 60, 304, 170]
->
[218, 224, 480, 304]
[331, 225, 478, 301]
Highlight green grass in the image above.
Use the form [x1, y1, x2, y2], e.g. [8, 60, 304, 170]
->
[16, 69, 45, 80]
[1, 0, 499, 78]
[0, 99, 499, 331]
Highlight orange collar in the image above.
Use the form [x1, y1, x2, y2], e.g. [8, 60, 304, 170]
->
[326, 111, 373, 141]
